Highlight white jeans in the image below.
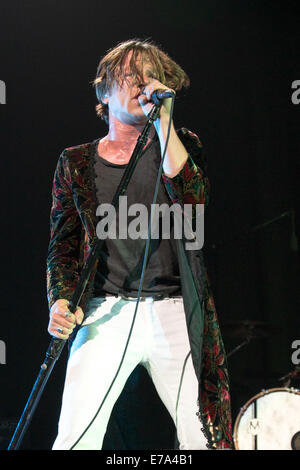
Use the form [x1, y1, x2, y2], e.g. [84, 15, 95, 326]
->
[52, 296, 208, 450]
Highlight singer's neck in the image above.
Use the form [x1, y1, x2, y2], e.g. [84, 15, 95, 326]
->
[106, 115, 155, 143]
[98, 115, 155, 164]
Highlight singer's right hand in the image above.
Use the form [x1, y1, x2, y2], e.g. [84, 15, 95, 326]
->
[138, 78, 174, 120]
[48, 299, 84, 339]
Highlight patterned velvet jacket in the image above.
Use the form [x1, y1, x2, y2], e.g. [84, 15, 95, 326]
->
[46, 128, 233, 449]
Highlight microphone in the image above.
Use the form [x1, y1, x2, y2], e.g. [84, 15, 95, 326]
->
[151, 89, 175, 105]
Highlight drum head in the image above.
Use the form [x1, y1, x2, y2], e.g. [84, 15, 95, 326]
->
[234, 388, 300, 450]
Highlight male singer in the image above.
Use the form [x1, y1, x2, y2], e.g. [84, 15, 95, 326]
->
[47, 38, 232, 450]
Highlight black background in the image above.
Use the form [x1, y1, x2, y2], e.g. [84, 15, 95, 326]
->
[0, 0, 299, 450]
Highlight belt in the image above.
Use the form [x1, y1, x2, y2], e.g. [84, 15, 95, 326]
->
[120, 293, 165, 302]
[98, 292, 182, 302]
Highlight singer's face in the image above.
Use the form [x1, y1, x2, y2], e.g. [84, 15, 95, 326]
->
[104, 51, 159, 125]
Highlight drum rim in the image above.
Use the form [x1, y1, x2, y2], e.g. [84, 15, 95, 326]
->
[233, 387, 300, 450]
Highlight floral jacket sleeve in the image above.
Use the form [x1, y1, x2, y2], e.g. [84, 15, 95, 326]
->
[46, 149, 82, 308]
[162, 127, 210, 209]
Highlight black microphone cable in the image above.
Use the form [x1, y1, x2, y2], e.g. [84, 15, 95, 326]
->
[69, 94, 176, 450]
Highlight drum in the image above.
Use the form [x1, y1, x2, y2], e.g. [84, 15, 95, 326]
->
[233, 387, 300, 450]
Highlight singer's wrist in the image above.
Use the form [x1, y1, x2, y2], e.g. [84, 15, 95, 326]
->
[154, 119, 172, 143]
[154, 108, 172, 134]
[154, 118, 189, 177]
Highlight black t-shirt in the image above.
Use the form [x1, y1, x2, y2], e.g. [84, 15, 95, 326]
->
[93, 137, 181, 297]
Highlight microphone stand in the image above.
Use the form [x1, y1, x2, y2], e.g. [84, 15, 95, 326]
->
[226, 336, 252, 359]
[7, 103, 162, 451]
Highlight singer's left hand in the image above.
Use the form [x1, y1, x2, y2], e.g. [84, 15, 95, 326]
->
[138, 78, 174, 123]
